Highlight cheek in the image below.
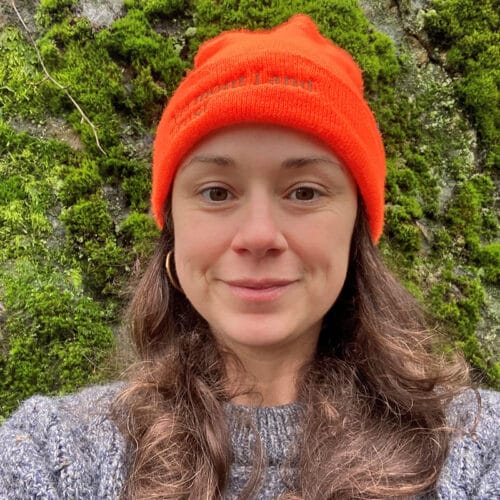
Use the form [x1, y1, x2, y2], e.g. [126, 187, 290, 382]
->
[314, 237, 351, 282]
[173, 215, 231, 284]
[296, 212, 355, 261]
[295, 216, 354, 301]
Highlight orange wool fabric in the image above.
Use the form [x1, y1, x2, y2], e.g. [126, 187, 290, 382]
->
[152, 14, 386, 242]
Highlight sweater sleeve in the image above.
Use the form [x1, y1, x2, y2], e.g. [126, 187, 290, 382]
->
[436, 389, 500, 500]
[0, 384, 128, 500]
[0, 395, 60, 499]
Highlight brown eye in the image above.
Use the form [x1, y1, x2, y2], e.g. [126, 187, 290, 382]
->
[202, 187, 231, 202]
[290, 187, 318, 201]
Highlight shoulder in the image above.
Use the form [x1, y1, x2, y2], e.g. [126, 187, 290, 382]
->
[436, 389, 500, 499]
[0, 383, 128, 499]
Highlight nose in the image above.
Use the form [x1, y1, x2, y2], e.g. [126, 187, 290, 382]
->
[230, 195, 288, 258]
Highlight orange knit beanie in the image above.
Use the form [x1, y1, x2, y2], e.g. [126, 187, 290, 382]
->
[152, 14, 386, 242]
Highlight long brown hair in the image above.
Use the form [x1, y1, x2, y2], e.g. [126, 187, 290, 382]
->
[112, 204, 470, 499]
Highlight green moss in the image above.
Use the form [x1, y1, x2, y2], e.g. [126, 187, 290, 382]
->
[0, 259, 114, 416]
[97, 9, 187, 94]
[59, 159, 102, 206]
[35, 0, 78, 29]
[384, 158, 427, 262]
[431, 227, 454, 259]
[58, 193, 131, 296]
[429, 264, 496, 384]
[124, 0, 189, 19]
[378, 33, 497, 389]
[119, 211, 160, 261]
[60, 195, 114, 243]
[424, 0, 499, 168]
[384, 211, 422, 258]
[0, 176, 26, 205]
[0, 29, 48, 122]
[98, 155, 152, 212]
[446, 175, 497, 256]
[0, 123, 68, 261]
[80, 239, 129, 296]
[122, 167, 151, 211]
[0, 123, 127, 414]
[1, 0, 498, 416]
[126, 65, 168, 118]
[478, 243, 500, 285]
[36, 20, 125, 151]
[99, 154, 137, 178]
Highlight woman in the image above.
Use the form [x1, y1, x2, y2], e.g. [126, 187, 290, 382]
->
[0, 14, 498, 499]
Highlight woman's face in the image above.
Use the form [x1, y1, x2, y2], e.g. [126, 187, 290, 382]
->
[171, 124, 357, 356]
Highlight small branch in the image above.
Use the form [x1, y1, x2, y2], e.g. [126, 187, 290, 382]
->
[31, 75, 49, 87]
[10, 0, 107, 155]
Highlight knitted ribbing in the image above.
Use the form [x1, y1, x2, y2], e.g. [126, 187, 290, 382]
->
[225, 402, 303, 497]
[0, 385, 498, 499]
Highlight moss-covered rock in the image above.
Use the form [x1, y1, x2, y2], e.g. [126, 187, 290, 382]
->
[423, 0, 499, 169]
[0, 0, 498, 418]
[0, 259, 114, 417]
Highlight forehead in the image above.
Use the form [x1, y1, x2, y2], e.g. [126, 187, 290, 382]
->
[177, 123, 346, 173]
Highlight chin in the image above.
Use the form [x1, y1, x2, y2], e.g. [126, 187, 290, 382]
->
[211, 316, 318, 352]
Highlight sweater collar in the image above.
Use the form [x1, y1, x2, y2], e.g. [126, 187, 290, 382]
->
[224, 402, 303, 465]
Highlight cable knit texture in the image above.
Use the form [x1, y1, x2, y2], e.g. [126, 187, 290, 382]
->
[0, 385, 498, 499]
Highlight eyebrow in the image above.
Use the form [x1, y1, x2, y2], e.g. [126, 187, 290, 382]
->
[183, 154, 343, 170]
[281, 156, 343, 169]
[182, 155, 235, 169]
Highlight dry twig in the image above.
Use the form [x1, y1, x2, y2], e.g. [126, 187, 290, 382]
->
[10, 0, 107, 155]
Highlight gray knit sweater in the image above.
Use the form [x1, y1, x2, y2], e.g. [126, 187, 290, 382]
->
[0, 384, 498, 499]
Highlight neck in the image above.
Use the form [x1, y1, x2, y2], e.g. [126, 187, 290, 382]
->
[225, 336, 318, 407]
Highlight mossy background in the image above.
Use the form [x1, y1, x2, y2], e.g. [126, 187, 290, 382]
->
[0, 0, 498, 419]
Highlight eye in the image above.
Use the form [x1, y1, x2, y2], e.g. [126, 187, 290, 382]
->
[288, 186, 320, 201]
[200, 186, 233, 202]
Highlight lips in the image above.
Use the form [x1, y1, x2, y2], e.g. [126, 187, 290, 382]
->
[224, 279, 296, 302]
